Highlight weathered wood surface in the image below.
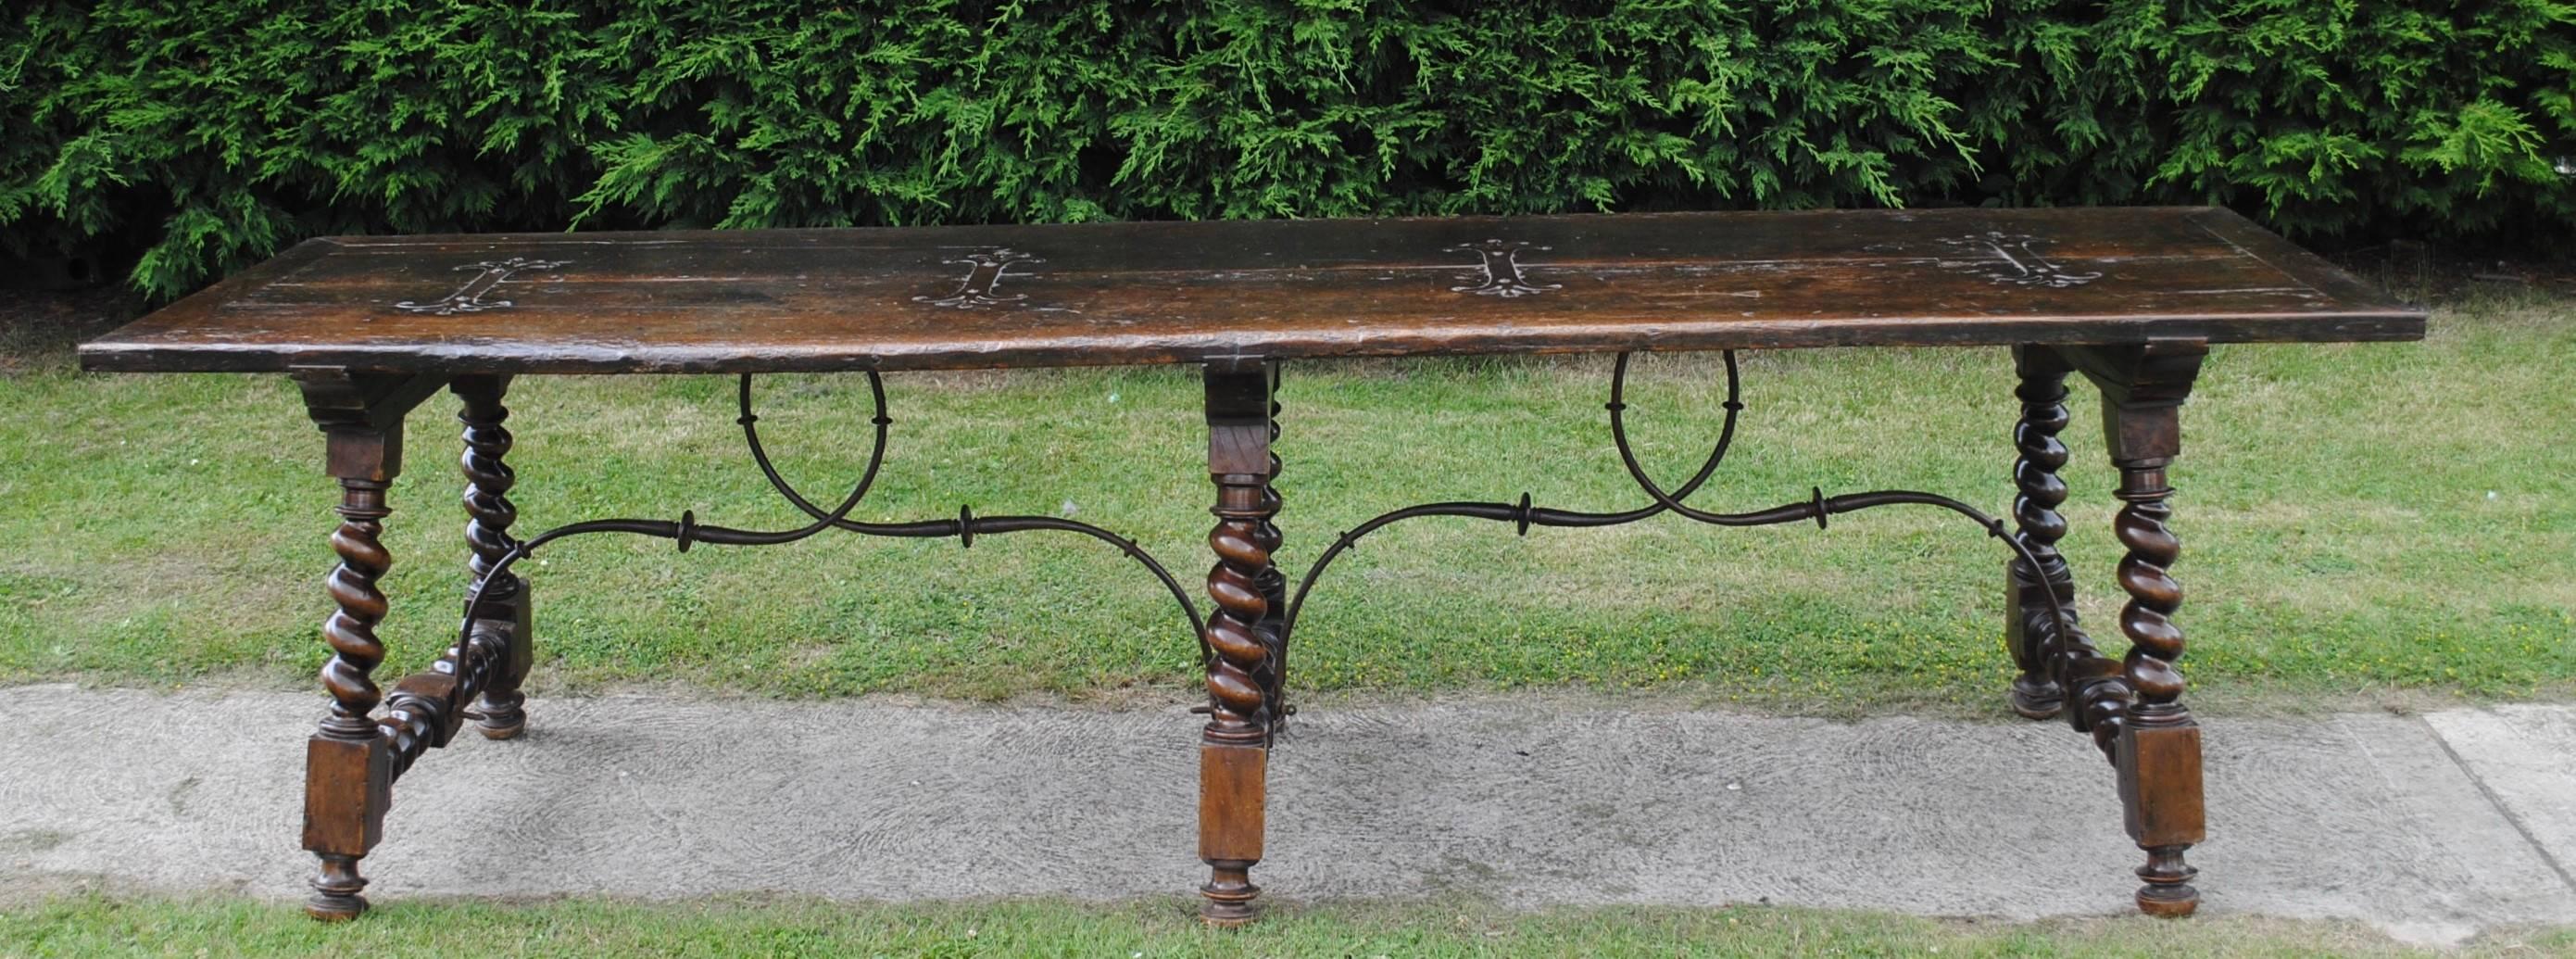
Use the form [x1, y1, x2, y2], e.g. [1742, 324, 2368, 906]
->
[81, 208, 2421, 374]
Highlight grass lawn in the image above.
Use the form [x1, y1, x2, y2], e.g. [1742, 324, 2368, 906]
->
[5, 894, 2570, 958]
[0, 290, 2570, 714]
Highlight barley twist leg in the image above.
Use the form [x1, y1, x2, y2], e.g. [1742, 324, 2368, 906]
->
[2116, 464, 2200, 915]
[2004, 346, 2078, 718]
[1198, 363, 1278, 926]
[293, 369, 439, 922]
[304, 475, 396, 920]
[1253, 367, 1288, 718]
[453, 374, 532, 739]
[2071, 340, 2207, 919]
[320, 481, 393, 734]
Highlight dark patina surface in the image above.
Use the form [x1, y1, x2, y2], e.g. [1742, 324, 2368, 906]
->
[81, 208, 2419, 374]
[75, 208, 2424, 927]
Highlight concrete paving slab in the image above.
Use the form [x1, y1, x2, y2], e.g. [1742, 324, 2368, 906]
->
[2423, 705, 2576, 891]
[2, 685, 2571, 946]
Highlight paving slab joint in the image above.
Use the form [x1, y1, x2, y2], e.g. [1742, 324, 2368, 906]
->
[2422, 713, 2576, 894]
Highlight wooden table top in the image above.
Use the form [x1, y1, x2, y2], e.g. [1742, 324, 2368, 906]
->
[80, 207, 2423, 374]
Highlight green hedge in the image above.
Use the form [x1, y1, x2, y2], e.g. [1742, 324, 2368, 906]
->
[4, 1, 2570, 301]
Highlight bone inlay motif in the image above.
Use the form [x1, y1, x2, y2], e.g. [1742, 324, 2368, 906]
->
[1941, 232, 2102, 288]
[394, 258, 569, 315]
[1450, 239, 1560, 297]
[916, 248, 1041, 309]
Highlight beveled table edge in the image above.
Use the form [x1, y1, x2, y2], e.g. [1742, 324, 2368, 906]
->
[76, 207, 2431, 375]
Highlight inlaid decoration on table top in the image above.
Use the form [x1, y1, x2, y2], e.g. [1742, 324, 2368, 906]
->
[393, 257, 570, 315]
[1448, 238, 1561, 298]
[79, 208, 2425, 375]
[1938, 232, 2103, 289]
[914, 247, 1042, 309]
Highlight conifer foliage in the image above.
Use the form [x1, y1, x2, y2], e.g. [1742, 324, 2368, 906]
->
[3, 2, 2569, 299]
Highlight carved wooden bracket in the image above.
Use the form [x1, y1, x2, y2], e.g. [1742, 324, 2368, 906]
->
[2057, 340, 2208, 468]
[290, 368, 446, 480]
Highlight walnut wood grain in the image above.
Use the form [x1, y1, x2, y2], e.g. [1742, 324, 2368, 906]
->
[293, 371, 436, 922]
[2004, 345, 2078, 720]
[129, 209, 2394, 927]
[451, 374, 533, 739]
[82, 208, 2421, 375]
[1199, 363, 1278, 926]
[2074, 339, 2211, 918]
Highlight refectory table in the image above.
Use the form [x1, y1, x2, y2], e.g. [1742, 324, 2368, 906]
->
[78, 208, 2426, 924]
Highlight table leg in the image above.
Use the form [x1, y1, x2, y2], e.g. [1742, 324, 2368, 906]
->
[2077, 341, 2209, 917]
[305, 458, 395, 920]
[2004, 346, 2078, 719]
[292, 369, 440, 921]
[452, 374, 533, 739]
[1253, 365, 1288, 722]
[295, 392, 397, 919]
[1199, 362, 1279, 926]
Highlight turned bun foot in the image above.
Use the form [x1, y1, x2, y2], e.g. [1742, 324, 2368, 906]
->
[1199, 889, 1260, 927]
[304, 892, 368, 922]
[468, 694, 527, 739]
[306, 854, 370, 921]
[2008, 675, 2064, 720]
[2135, 882, 2199, 917]
[2133, 843, 2200, 917]
[1200, 905, 1259, 927]
[1200, 859, 1262, 927]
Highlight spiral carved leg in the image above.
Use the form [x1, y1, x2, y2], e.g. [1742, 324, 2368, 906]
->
[2008, 347, 2133, 749]
[294, 369, 439, 922]
[308, 474, 400, 920]
[1199, 363, 1279, 927]
[2115, 465, 2202, 916]
[2004, 347, 2075, 719]
[307, 473, 399, 921]
[301, 459, 399, 922]
[321, 479, 393, 734]
[453, 374, 533, 739]
[1253, 365, 1288, 724]
[2072, 339, 2207, 918]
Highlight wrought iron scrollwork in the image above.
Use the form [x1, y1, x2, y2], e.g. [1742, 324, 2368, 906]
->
[1278, 351, 2077, 720]
[422, 372, 1205, 775]
[424, 354, 2079, 772]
